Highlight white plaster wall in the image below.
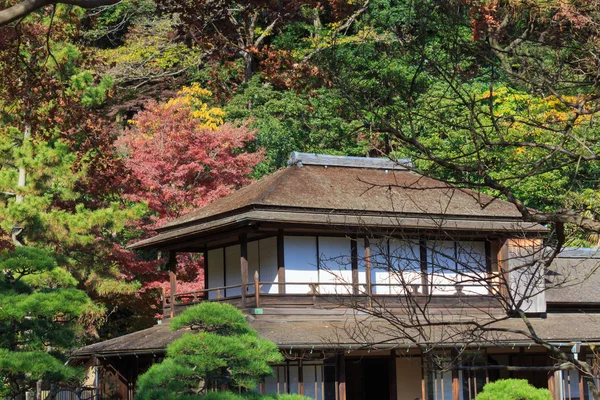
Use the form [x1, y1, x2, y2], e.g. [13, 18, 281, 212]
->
[207, 248, 224, 299]
[396, 357, 423, 400]
[284, 236, 318, 294]
[260, 237, 279, 294]
[427, 240, 458, 295]
[389, 239, 422, 295]
[456, 241, 487, 295]
[225, 244, 241, 297]
[318, 236, 353, 294]
[248, 240, 260, 294]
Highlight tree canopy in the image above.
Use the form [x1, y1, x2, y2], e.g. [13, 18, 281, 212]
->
[2, 0, 600, 393]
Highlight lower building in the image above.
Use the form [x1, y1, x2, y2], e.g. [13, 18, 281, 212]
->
[72, 153, 600, 400]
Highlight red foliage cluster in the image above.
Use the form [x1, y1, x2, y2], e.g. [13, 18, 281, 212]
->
[118, 99, 262, 227]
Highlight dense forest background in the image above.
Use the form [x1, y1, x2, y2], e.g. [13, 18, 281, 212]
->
[2, 0, 600, 390]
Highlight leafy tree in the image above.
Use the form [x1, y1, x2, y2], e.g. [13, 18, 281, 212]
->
[119, 84, 262, 226]
[0, 5, 151, 338]
[135, 303, 283, 399]
[0, 246, 102, 397]
[474, 379, 552, 400]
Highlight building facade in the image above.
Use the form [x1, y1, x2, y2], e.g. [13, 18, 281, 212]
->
[73, 153, 600, 400]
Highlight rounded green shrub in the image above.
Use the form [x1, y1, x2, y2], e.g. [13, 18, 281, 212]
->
[474, 379, 552, 400]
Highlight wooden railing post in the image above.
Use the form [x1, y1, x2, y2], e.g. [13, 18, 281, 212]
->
[254, 271, 260, 309]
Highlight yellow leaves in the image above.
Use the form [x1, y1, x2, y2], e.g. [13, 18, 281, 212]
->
[179, 82, 212, 99]
[175, 83, 225, 131]
[128, 83, 226, 137]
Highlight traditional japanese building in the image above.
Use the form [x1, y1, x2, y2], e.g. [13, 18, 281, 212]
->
[73, 152, 600, 400]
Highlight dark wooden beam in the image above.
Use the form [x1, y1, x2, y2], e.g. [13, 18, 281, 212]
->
[240, 234, 248, 308]
[364, 237, 372, 308]
[277, 230, 285, 294]
[203, 246, 209, 291]
[351, 236, 358, 295]
[168, 252, 177, 318]
[420, 238, 429, 296]
[389, 351, 397, 400]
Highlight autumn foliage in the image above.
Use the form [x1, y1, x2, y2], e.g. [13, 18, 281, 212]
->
[118, 85, 263, 226]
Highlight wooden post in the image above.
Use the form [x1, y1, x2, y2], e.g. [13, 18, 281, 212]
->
[277, 230, 285, 294]
[203, 246, 209, 293]
[421, 353, 428, 400]
[298, 359, 304, 396]
[420, 239, 429, 296]
[452, 369, 460, 400]
[351, 236, 358, 295]
[169, 271, 177, 318]
[168, 251, 177, 318]
[337, 352, 346, 400]
[364, 238, 372, 308]
[240, 234, 248, 308]
[548, 371, 557, 400]
[254, 271, 260, 308]
[389, 351, 397, 400]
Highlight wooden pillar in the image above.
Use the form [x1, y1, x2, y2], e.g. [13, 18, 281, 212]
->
[337, 352, 346, 400]
[203, 246, 209, 292]
[351, 236, 359, 295]
[421, 352, 428, 400]
[364, 237, 372, 308]
[277, 230, 285, 294]
[240, 234, 248, 308]
[420, 239, 428, 296]
[254, 271, 260, 308]
[389, 351, 398, 400]
[452, 369, 460, 400]
[168, 251, 177, 318]
[579, 370, 585, 400]
[298, 359, 304, 396]
[548, 371, 557, 400]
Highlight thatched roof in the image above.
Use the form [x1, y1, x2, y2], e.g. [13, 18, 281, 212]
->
[131, 153, 546, 251]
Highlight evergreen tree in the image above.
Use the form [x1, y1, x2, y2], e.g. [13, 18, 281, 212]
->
[136, 303, 283, 399]
[0, 246, 102, 397]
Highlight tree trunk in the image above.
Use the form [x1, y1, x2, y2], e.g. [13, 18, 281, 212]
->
[12, 122, 30, 246]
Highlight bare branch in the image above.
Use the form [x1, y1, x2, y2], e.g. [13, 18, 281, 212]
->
[0, 0, 121, 27]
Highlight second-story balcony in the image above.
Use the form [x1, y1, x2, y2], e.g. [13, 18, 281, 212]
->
[160, 234, 513, 318]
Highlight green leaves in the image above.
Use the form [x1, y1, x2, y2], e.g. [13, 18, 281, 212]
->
[0, 247, 102, 397]
[136, 303, 283, 398]
[0, 350, 81, 397]
[474, 379, 552, 400]
[170, 302, 249, 335]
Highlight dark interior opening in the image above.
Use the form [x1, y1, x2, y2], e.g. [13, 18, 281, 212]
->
[346, 357, 391, 400]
